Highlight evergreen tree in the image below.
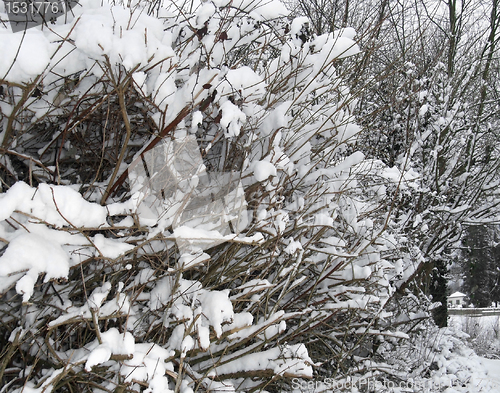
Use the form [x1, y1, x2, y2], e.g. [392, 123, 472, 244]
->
[431, 257, 449, 327]
[462, 226, 496, 308]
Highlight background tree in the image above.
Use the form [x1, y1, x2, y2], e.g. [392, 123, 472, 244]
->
[290, 0, 500, 326]
[461, 225, 500, 307]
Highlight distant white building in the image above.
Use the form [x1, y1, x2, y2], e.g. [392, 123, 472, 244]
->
[448, 291, 466, 307]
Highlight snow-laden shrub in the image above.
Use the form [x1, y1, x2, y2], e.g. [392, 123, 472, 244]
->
[451, 315, 500, 358]
[0, 0, 418, 391]
[343, 320, 500, 393]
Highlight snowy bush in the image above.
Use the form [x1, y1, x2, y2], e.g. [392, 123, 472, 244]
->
[0, 0, 433, 392]
[364, 320, 500, 393]
[450, 315, 500, 358]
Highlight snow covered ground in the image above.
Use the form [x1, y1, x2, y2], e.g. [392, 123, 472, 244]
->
[444, 314, 500, 392]
[480, 358, 500, 388]
[449, 314, 500, 356]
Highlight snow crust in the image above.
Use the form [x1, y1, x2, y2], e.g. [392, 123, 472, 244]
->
[0, 182, 134, 301]
[0, 182, 107, 227]
[85, 328, 135, 371]
[253, 160, 277, 182]
[0, 233, 69, 302]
